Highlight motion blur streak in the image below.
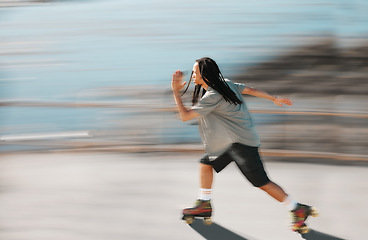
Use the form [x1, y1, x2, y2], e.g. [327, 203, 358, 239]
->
[0, 1, 367, 240]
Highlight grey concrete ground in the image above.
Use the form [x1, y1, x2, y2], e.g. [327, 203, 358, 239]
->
[0, 152, 366, 240]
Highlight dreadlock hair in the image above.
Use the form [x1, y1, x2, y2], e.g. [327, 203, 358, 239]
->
[181, 70, 207, 105]
[193, 57, 243, 106]
[192, 84, 206, 105]
[181, 57, 243, 106]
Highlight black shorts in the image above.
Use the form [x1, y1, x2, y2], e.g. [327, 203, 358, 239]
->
[200, 143, 270, 187]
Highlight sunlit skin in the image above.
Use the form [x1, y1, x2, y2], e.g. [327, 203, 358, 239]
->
[171, 62, 293, 202]
[192, 62, 208, 89]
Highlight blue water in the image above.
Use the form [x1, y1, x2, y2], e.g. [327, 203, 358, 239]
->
[3, 0, 366, 99]
[0, 0, 337, 98]
[0, 0, 367, 144]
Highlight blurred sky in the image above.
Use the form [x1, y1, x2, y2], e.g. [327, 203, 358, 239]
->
[1, 0, 367, 97]
[0, 0, 352, 100]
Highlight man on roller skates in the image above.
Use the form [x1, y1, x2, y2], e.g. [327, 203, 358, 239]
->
[171, 57, 318, 233]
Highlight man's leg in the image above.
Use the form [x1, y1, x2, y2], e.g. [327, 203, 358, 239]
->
[259, 181, 288, 202]
[200, 163, 213, 189]
[230, 144, 317, 232]
[230, 144, 297, 210]
[259, 180, 318, 233]
[198, 163, 213, 201]
[182, 163, 213, 222]
[182, 153, 232, 221]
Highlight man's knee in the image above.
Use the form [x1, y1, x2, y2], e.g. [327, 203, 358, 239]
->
[258, 181, 272, 190]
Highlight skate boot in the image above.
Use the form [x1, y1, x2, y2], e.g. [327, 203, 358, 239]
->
[290, 203, 318, 234]
[182, 199, 212, 225]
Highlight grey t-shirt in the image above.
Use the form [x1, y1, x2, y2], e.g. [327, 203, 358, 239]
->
[191, 79, 260, 157]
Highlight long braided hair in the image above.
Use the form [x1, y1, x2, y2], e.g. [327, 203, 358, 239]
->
[182, 57, 243, 106]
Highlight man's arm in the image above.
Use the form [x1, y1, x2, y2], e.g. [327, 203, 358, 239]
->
[242, 86, 293, 106]
[172, 70, 200, 121]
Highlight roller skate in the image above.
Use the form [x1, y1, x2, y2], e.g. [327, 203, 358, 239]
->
[290, 203, 319, 234]
[182, 199, 213, 225]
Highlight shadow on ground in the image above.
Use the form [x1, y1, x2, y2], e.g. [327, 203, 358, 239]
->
[190, 221, 346, 240]
[189, 220, 258, 240]
[301, 229, 346, 240]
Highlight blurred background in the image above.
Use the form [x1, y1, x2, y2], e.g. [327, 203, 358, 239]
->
[1, 0, 367, 161]
[0, 1, 367, 240]
[0, 0, 367, 161]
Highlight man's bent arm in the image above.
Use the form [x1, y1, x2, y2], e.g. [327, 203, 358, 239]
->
[172, 91, 199, 121]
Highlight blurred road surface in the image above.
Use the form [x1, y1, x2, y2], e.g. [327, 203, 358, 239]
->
[0, 152, 366, 240]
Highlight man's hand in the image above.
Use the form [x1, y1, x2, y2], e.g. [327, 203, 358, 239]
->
[273, 97, 293, 107]
[171, 70, 199, 121]
[171, 70, 187, 92]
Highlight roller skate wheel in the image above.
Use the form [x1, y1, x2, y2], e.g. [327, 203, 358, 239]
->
[299, 225, 309, 234]
[184, 216, 194, 224]
[310, 207, 319, 217]
[203, 217, 212, 225]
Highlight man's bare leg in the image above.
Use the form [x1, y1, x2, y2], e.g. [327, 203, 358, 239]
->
[259, 181, 288, 202]
[200, 163, 213, 189]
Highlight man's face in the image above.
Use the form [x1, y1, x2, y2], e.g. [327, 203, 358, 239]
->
[192, 62, 204, 85]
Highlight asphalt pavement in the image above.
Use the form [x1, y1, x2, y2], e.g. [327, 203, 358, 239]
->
[0, 152, 366, 240]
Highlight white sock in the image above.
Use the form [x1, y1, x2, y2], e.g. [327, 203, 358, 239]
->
[282, 196, 298, 211]
[199, 188, 212, 201]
